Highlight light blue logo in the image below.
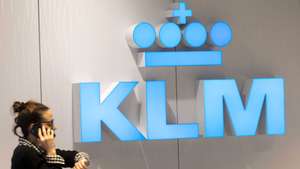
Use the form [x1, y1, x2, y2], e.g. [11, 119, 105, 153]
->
[73, 2, 285, 142]
[203, 78, 285, 138]
[77, 82, 145, 142]
[127, 1, 232, 67]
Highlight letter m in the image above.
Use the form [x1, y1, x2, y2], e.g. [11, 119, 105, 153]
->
[203, 78, 285, 138]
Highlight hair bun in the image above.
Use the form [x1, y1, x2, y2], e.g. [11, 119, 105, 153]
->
[13, 101, 26, 113]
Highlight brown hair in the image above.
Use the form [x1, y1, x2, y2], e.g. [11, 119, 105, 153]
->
[12, 100, 49, 138]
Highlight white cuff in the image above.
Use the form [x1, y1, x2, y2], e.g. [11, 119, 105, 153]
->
[45, 154, 65, 165]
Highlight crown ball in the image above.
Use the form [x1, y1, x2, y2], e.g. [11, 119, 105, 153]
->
[209, 21, 232, 48]
[128, 22, 156, 48]
[183, 22, 207, 47]
[157, 22, 181, 48]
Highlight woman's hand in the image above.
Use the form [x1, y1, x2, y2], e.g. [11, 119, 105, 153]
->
[73, 159, 89, 169]
[37, 125, 56, 155]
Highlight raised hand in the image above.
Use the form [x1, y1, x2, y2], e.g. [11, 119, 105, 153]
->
[37, 125, 56, 155]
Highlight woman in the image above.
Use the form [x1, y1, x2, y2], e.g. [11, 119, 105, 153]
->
[11, 100, 90, 169]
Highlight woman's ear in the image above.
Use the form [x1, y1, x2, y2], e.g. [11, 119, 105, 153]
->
[27, 123, 38, 139]
[28, 123, 34, 132]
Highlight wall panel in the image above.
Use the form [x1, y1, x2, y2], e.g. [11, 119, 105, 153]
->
[39, 0, 179, 169]
[177, 0, 300, 169]
[0, 0, 40, 168]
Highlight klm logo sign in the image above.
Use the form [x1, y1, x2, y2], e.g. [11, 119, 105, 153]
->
[73, 2, 285, 142]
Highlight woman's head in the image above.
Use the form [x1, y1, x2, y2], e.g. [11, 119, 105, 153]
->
[12, 100, 55, 138]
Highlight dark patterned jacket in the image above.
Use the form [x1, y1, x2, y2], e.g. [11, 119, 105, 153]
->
[11, 137, 90, 169]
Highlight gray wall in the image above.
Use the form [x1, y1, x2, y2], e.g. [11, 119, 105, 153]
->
[1, 0, 300, 169]
[0, 0, 41, 168]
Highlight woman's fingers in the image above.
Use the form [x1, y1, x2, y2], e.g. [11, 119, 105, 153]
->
[38, 128, 44, 141]
[46, 127, 51, 136]
[42, 126, 47, 137]
[81, 160, 88, 169]
[81, 160, 88, 167]
[43, 126, 49, 139]
[74, 163, 78, 169]
[74, 163, 81, 169]
[81, 160, 87, 169]
[74, 161, 87, 169]
[49, 129, 54, 138]
[78, 161, 84, 168]
[41, 125, 55, 139]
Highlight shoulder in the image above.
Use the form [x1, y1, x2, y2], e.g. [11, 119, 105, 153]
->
[12, 145, 41, 161]
[12, 145, 36, 156]
[11, 145, 42, 168]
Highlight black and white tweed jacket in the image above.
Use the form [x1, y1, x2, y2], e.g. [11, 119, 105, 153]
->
[11, 137, 90, 169]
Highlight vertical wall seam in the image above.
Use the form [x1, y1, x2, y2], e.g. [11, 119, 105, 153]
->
[173, 0, 180, 168]
[37, 0, 43, 103]
[138, 142, 151, 169]
[175, 67, 181, 169]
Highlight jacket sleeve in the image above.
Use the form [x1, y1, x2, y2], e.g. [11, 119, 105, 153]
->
[56, 148, 90, 168]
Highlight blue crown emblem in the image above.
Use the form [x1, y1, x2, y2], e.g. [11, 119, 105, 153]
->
[126, 2, 232, 67]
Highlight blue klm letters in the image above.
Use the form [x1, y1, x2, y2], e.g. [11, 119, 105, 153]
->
[79, 82, 144, 142]
[77, 78, 285, 142]
[74, 2, 285, 142]
[203, 78, 285, 138]
[146, 81, 199, 140]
